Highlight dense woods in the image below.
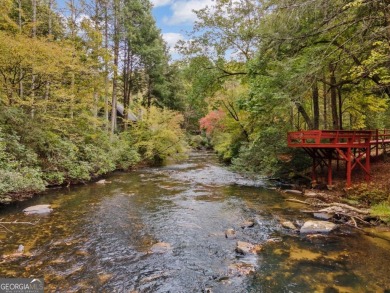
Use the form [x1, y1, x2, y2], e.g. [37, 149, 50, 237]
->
[179, 0, 390, 176]
[0, 0, 389, 202]
[0, 0, 187, 202]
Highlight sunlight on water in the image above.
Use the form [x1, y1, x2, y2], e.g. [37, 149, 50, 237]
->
[0, 152, 390, 292]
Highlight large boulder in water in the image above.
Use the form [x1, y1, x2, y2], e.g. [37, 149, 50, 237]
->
[23, 204, 52, 215]
[300, 220, 336, 234]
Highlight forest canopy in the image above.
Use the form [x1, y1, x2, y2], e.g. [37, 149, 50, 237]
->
[0, 0, 188, 202]
[177, 0, 390, 175]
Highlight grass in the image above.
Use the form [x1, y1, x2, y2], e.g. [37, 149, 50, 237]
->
[371, 203, 390, 223]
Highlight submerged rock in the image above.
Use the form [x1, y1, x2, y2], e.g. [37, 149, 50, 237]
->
[304, 190, 318, 197]
[96, 179, 111, 184]
[300, 220, 337, 234]
[149, 242, 172, 254]
[235, 241, 262, 255]
[17, 244, 24, 253]
[225, 228, 236, 239]
[241, 220, 255, 229]
[281, 221, 297, 230]
[23, 204, 52, 215]
[284, 189, 303, 195]
[228, 262, 256, 276]
[313, 212, 333, 220]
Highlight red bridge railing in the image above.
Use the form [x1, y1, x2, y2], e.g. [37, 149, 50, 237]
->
[287, 129, 390, 187]
[287, 130, 372, 148]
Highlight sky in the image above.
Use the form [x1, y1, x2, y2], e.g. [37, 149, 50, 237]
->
[151, 0, 213, 58]
[56, 0, 214, 59]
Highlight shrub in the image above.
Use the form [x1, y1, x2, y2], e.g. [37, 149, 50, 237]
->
[129, 107, 188, 165]
[346, 183, 390, 205]
[371, 203, 390, 223]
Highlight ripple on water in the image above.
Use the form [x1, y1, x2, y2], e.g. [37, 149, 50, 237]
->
[1, 152, 390, 292]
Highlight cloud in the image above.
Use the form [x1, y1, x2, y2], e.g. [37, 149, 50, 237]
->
[162, 32, 184, 53]
[75, 13, 91, 26]
[165, 0, 214, 25]
[151, 0, 173, 8]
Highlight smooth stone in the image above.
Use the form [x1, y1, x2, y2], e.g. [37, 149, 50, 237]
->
[235, 241, 262, 255]
[23, 204, 52, 215]
[150, 242, 172, 253]
[300, 220, 337, 234]
[284, 189, 303, 195]
[265, 237, 282, 244]
[96, 179, 111, 184]
[228, 262, 256, 276]
[313, 212, 333, 220]
[225, 228, 236, 239]
[281, 221, 297, 230]
[241, 220, 255, 229]
[304, 190, 318, 197]
[17, 244, 24, 253]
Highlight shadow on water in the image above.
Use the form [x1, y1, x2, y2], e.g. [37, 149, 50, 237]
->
[1, 151, 390, 292]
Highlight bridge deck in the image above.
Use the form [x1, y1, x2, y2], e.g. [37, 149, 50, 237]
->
[287, 130, 390, 187]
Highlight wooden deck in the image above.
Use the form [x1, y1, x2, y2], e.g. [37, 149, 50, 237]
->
[287, 130, 390, 187]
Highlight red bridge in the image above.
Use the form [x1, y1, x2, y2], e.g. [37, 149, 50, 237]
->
[287, 130, 390, 187]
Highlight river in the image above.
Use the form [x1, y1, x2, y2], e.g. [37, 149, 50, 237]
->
[1, 151, 390, 292]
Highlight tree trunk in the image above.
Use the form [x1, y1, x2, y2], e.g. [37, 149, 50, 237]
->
[110, 0, 119, 138]
[32, 0, 37, 37]
[31, 0, 37, 118]
[123, 43, 134, 131]
[323, 76, 327, 129]
[48, 0, 52, 36]
[338, 86, 343, 130]
[18, 0, 23, 101]
[147, 76, 152, 108]
[312, 79, 319, 130]
[123, 42, 129, 130]
[104, 2, 109, 130]
[44, 0, 52, 113]
[294, 100, 314, 130]
[329, 63, 339, 130]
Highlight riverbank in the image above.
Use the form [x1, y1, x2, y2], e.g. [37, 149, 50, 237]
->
[282, 156, 390, 226]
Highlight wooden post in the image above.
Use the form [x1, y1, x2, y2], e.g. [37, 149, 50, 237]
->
[312, 156, 317, 183]
[365, 146, 370, 182]
[376, 129, 379, 157]
[327, 154, 332, 186]
[346, 147, 352, 187]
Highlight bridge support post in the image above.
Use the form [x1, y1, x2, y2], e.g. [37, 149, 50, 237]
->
[327, 155, 332, 186]
[312, 157, 317, 182]
[365, 147, 370, 182]
[346, 147, 352, 187]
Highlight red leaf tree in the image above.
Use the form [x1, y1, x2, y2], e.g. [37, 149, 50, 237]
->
[199, 109, 225, 135]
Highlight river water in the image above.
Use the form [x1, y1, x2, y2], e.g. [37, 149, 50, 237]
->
[1, 152, 390, 292]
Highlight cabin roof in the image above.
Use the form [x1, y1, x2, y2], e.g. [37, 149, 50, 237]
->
[116, 103, 138, 122]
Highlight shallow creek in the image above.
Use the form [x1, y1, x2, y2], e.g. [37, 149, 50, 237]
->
[1, 151, 390, 292]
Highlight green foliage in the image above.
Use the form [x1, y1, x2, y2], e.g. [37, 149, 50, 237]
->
[0, 0, 185, 202]
[188, 135, 209, 150]
[112, 133, 141, 170]
[346, 183, 390, 205]
[130, 106, 188, 165]
[0, 168, 45, 199]
[371, 203, 390, 223]
[0, 126, 45, 199]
